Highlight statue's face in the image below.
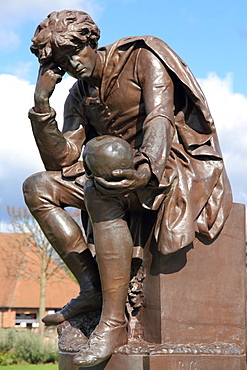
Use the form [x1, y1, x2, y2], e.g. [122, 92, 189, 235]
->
[53, 43, 97, 80]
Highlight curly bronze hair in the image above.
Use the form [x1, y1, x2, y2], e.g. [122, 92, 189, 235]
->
[30, 10, 100, 65]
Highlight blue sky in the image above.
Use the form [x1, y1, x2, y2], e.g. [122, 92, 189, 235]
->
[1, 0, 247, 93]
[0, 0, 247, 229]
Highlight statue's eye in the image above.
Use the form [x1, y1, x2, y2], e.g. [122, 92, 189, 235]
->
[70, 38, 86, 53]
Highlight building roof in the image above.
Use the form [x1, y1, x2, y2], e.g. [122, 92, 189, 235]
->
[0, 233, 79, 309]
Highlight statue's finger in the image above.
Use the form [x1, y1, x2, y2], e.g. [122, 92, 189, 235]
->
[94, 176, 133, 189]
[112, 169, 136, 178]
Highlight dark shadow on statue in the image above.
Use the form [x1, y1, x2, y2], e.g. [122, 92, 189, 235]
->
[149, 235, 194, 275]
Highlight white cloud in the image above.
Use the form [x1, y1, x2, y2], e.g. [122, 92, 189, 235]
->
[3, 62, 35, 82]
[1, 71, 247, 227]
[0, 222, 14, 233]
[198, 73, 247, 205]
[0, 73, 75, 220]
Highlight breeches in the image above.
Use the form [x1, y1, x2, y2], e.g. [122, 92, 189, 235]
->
[23, 171, 144, 223]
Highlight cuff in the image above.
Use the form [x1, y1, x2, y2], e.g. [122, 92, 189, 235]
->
[134, 152, 159, 187]
[28, 107, 56, 123]
[133, 151, 150, 168]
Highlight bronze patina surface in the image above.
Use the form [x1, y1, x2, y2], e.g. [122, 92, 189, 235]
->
[23, 10, 235, 368]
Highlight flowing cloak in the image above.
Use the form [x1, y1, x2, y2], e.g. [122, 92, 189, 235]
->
[65, 36, 232, 256]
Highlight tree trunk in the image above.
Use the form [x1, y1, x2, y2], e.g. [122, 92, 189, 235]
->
[38, 251, 47, 337]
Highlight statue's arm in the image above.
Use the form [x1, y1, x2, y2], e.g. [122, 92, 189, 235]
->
[136, 47, 175, 183]
[29, 64, 86, 170]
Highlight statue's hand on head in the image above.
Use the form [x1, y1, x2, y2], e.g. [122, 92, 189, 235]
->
[34, 62, 65, 113]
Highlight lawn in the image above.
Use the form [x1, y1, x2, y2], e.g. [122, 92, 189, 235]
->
[0, 365, 58, 369]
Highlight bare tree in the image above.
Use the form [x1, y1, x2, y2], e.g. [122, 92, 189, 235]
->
[5, 206, 70, 337]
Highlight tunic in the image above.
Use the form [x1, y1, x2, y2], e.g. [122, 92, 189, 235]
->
[29, 36, 232, 256]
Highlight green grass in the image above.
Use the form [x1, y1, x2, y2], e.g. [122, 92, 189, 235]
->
[0, 365, 58, 369]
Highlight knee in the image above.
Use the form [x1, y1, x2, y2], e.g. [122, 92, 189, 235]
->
[23, 172, 47, 210]
[84, 180, 125, 222]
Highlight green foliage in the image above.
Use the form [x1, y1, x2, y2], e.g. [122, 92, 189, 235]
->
[0, 365, 58, 369]
[0, 329, 58, 365]
[0, 328, 17, 353]
[0, 351, 17, 366]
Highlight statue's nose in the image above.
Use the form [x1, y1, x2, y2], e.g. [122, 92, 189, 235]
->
[70, 59, 80, 69]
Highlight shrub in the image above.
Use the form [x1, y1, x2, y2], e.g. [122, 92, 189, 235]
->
[0, 328, 17, 352]
[0, 329, 58, 364]
[0, 351, 18, 365]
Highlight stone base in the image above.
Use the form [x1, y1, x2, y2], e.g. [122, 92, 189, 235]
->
[59, 335, 246, 369]
[59, 351, 246, 370]
[58, 203, 246, 369]
[142, 203, 246, 348]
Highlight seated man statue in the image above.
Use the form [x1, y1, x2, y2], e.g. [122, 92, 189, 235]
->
[23, 9, 232, 367]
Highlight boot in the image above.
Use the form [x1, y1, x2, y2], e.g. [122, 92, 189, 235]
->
[42, 249, 102, 324]
[73, 324, 127, 367]
[73, 219, 132, 367]
[24, 188, 102, 325]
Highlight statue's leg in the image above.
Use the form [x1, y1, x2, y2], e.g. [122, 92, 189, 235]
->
[23, 171, 102, 322]
[73, 180, 133, 367]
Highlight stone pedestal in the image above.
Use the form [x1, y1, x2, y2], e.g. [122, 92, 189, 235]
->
[58, 203, 246, 369]
[59, 352, 246, 370]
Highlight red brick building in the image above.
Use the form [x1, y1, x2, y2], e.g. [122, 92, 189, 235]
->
[0, 233, 79, 328]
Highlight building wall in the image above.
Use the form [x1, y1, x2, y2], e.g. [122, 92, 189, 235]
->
[0, 308, 15, 328]
[0, 308, 41, 328]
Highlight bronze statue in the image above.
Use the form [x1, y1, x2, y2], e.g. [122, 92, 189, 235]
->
[23, 10, 232, 367]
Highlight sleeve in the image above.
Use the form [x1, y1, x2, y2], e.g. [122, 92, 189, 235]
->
[136, 47, 175, 183]
[28, 82, 88, 171]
